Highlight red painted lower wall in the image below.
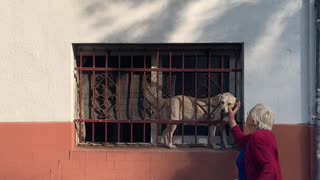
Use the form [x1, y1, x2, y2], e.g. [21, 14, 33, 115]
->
[0, 123, 314, 180]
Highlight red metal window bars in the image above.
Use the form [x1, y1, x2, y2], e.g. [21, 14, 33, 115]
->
[73, 43, 243, 147]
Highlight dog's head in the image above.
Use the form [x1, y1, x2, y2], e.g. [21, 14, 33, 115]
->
[210, 92, 237, 122]
[219, 92, 237, 114]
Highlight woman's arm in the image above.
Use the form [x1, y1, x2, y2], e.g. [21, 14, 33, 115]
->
[231, 125, 249, 148]
[228, 101, 240, 128]
[228, 102, 249, 147]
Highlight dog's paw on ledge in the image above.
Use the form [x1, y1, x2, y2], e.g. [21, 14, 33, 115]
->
[211, 144, 222, 149]
[224, 145, 233, 149]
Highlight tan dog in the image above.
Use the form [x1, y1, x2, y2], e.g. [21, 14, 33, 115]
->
[144, 87, 237, 149]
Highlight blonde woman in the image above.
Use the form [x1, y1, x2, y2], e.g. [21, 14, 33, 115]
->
[229, 102, 282, 180]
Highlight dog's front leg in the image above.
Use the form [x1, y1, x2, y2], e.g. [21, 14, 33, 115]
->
[168, 124, 177, 149]
[162, 124, 177, 148]
[162, 127, 169, 146]
[209, 125, 221, 149]
[219, 126, 232, 149]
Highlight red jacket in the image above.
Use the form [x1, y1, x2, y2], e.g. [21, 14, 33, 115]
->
[231, 125, 282, 180]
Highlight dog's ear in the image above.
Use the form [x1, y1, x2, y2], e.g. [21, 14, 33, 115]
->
[218, 94, 223, 102]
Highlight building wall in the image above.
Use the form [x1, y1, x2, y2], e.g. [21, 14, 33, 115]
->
[0, 123, 313, 180]
[0, 0, 309, 124]
[0, 0, 315, 179]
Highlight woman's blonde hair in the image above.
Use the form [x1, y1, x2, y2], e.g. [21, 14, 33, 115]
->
[248, 104, 274, 130]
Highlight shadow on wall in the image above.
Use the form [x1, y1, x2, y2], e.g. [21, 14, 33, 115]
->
[79, 0, 299, 45]
[79, 0, 301, 179]
[80, 0, 189, 42]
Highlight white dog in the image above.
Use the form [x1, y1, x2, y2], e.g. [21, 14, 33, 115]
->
[144, 87, 237, 149]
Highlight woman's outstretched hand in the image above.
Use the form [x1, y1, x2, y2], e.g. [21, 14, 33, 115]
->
[228, 101, 241, 128]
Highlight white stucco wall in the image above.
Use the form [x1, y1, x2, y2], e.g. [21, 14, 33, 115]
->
[0, 0, 312, 124]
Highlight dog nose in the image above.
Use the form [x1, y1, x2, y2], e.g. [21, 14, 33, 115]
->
[221, 108, 225, 112]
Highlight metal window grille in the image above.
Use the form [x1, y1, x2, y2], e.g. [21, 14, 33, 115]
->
[73, 43, 243, 147]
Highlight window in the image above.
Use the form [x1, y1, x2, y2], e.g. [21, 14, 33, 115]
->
[73, 43, 243, 147]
